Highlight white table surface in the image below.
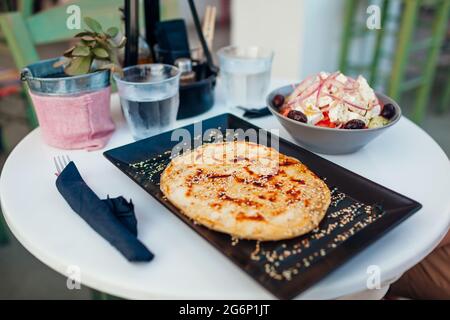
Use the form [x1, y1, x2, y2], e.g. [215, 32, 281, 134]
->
[1, 79, 450, 300]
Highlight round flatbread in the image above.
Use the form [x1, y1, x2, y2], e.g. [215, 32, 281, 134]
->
[160, 141, 330, 241]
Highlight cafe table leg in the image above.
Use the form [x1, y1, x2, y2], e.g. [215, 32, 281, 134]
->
[388, 0, 419, 102]
[411, 0, 450, 123]
[438, 73, 450, 113]
[91, 289, 122, 300]
[0, 210, 9, 245]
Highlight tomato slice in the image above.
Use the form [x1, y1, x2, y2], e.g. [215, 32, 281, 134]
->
[281, 107, 290, 117]
[316, 111, 336, 128]
[316, 120, 336, 128]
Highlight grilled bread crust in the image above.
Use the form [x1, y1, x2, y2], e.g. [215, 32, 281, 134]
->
[160, 141, 330, 241]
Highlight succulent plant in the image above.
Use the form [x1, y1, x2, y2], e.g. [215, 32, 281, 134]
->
[54, 17, 126, 76]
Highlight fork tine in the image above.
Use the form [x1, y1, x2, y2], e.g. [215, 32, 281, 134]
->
[59, 156, 66, 171]
[53, 157, 61, 174]
[54, 155, 72, 176]
[57, 156, 64, 173]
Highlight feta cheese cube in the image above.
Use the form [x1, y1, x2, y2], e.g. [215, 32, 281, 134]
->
[329, 103, 346, 124]
[318, 95, 333, 108]
[307, 111, 324, 125]
[336, 73, 348, 84]
[357, 76, 376, 102]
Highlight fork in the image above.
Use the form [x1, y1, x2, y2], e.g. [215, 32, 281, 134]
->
[53, 155, 71, 175]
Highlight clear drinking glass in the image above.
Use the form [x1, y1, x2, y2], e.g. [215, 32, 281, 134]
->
[114, 64, 180, 140]
[217, 46, 274, 108]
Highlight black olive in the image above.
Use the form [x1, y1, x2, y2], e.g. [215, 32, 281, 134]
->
[272, 94, 285, 108]
[380, 103, 396, 120]
[343, 119, 366, 129]
[287, 110, 307, 123]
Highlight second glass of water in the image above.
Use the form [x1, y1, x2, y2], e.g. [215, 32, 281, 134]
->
[218, 46, 274, 108]
[114, 64, 180, 140]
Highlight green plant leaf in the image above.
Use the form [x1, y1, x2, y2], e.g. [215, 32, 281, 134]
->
[53, 59, 68, 68]
[64, 56, 93, 75]
[81, 35, 95, 41]
[81, 39, 97, 48]
[116, 37, 127, 48]
[61, 16, 125, 75]
[84, 17, 102, 33]
[63, 46, 76, 57]
[72, 46, 90, 56]
[95, 38, 109, 47]
[74, 31, 93, 38]
[98, 63, 115, 69]
[106, 27, 118, 38]
[92, 47, 109, 58]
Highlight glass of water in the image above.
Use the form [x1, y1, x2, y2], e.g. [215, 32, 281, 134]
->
[113, 64, 180, 140]
[218, 46, 274, 108]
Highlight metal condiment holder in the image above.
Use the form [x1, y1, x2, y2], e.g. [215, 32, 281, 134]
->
[124, 0, 218, 119]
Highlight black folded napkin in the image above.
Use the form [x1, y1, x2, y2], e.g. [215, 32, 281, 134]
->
[103, 196, 137, 236]
[56, 162, 154, 262]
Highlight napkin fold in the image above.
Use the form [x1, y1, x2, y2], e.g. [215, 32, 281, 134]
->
[103, 196, 137, 236]
[56, 162, 153, 262]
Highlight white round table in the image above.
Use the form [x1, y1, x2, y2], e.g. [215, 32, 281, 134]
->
[1, 80, 449, 300]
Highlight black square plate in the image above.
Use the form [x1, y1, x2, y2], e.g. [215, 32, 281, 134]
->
[104, 113, 421, 299]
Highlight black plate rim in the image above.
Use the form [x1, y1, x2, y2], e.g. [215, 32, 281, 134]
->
[103, 112, 422, 299]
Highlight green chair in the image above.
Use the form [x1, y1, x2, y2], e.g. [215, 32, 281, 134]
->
[339, 0, 450, 123]
[436, 43, 450, 113]
[0, 125, 9, 245]
[0, 0, 34, 17]
[0, 0, 123, 294]
[0, 0, 124, 128]
[0, 0, 180, 296]
[339, 0, 391, 87]
[0, 208, 9, 245]
[91, 289, 122, 300]
[0, 1, 57, 245]
[439, 73, 450, 113]
[389, 0, 449, 123]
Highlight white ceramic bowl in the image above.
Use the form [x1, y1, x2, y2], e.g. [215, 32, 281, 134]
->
[266, 84, 401, 154]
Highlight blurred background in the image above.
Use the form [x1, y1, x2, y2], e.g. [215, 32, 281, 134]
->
[0, 0, 448, 299]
